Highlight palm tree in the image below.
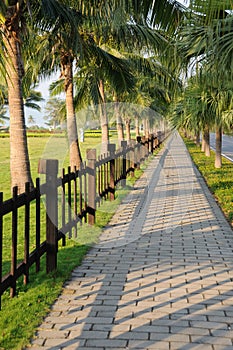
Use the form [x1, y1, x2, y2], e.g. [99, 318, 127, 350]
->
[44, 97, 66, 130]
[67, 0, 186, 153]
[50, 46, 135, 151]
[27, 115, 35, 126]
[24, 89, 44, 112]
[1, 2, 33, 192]
[0, 0, 80, 192]
[176, 0, 233, 167]
[113, 92, 124, 145]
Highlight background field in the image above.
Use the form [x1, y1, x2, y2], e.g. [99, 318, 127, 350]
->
[0, 130, 121, 199]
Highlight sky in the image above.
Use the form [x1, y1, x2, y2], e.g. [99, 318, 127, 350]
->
[24, 72, 59, 127]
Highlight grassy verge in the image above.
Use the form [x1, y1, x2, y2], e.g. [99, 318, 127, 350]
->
[0, 147, 157, 350]
[183, 137, 233, 226]
[0, 134, 116, 199]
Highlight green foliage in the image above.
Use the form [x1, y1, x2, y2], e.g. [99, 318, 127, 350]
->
[44, 97, 66, 129]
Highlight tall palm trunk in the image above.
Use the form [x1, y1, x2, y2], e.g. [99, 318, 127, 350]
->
[98, 80, 109, 154]
[203, 125, 210, 157]
[4, 11, 33, 193]
[215, 125, 222, 168]
[62, 55, 82, 170]
[194, 130, 200, 147]
[125, 118, 131, 142]
[113, 94, 124, 145]
[135, 116, 140, 137]
[143, 118, 149, 138]
[201, 130, 205, 152]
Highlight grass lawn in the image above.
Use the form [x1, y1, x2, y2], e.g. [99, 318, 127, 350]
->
[0, 132, 153, 350]
[183, 137, 233, 226]
[0, 131, 119, 199]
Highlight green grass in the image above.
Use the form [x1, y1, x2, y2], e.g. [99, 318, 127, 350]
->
[0, 131, 125, 199]
[183, 137, 233, 226]
[0, 133, 111, 199]
[0, 133, 157, 350]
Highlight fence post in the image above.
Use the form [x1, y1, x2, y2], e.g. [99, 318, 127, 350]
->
[87, 149, 96, 225]
[121, 140, 127, 187]
[108, 144, 116, 201]
[129, 140, 135, 177]
[141, 136, 146, 160]
[149, 134, 154, 154]
[38, 159, 58, 273]
[145, 137, 150, 157]
[136, 136, 141, 169]
[154, 135, 159, 149]
[157, 131, 162, 146]
[11, 186, 18, 297]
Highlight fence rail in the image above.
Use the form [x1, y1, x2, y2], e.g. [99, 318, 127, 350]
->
[0, 133, 163, 309]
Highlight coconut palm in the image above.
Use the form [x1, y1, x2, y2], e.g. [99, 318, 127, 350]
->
[49, 43, 135, 147]
[51, 0, 186, 155]
[176, 0, 233, 167]
[0, 0, 81, 192]
[44, 97, 66, 130]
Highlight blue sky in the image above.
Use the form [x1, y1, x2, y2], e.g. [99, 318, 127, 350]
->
[25, 72, 59, 127]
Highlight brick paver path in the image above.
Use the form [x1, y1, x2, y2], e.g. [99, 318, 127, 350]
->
[28, 132, 233, 350]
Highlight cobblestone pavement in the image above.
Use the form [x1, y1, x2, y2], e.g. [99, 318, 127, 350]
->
[27, 132, 233, 350]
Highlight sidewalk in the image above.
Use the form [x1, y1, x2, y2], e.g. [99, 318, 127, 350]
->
[27, 132, 233, 350]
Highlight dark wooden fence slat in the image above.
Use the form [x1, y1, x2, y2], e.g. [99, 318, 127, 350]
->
[87, 149, 96, 225]
[35, 178, 41, 273]
[97, 165, 101, 204]
[11, 186, 18, 298]
[83, 162, 87, 223]
[121, 141, 127, 187]
[79, 169, 83, 219]
[73, 166, 77, 238]
[40, 159, 59, 273]
[24, 182, 30, 285]
[68, 167, 72, 239]
[108, 144, 116, 201]
[62, 168, 66, 245]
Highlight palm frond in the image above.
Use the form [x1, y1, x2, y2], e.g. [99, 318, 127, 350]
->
[49, 79, 65, 96]
[31, 0, 83, 32]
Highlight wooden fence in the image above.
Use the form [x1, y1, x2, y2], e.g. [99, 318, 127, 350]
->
[0, 133, 163, 309]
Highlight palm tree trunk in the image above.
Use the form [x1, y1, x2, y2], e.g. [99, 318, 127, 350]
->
[125, 119, 131, 142]
[113, 94, 124, 145]
[98, 80, 109, 154]
[63, 57, 82, 170]
[215, 125, 222, 168]
[4, 21, 33, 193]
[116, 113, 124, 144]
[201, 130, 205, 152]
[135, 116, 140, 137]
[143, 118, 149, 138]
[203, 125, 210, 157]
[194, 130, 200, 147]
